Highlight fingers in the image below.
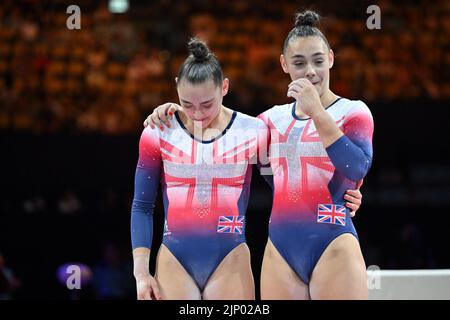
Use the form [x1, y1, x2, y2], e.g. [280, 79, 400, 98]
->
[344, 193, 361, 206]
[287, 89, 298, 99]
[346, 202, 358, 217]
[287, 92, 302, 101]
[142, 289, 152, 300]
[143, 116, 154, 129]
[136, 280, 149, 300]
[287, 84, 302, 99]
[157, 107, 171, 129]
[345, 189, 362, 201]
[356, 179, 364, 189]
[150, 280, 163, 300]
[346, 188, 362, 218]
[137, 277, 163, 300]
[154, 103, 170, 130]
[288, 78, 313, 88]
[144, 103, 180, 131]
[167, 104, 182, 117]
[143, 111, 158, 129]
[159, 103, 183, 129]
[287, 79, 312, 99]
[288, 82, 302, 92]
[150, 111, 163, 130]
[137, 286, 152, 300]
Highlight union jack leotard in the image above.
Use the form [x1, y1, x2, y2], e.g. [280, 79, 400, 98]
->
[258, 97, 374, 283]
[130, 110, 268, 289]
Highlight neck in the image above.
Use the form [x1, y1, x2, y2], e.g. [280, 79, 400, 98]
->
[205, 106, 225, 130]
[295, 89, 338, 119]
[320, 89, 339, 109]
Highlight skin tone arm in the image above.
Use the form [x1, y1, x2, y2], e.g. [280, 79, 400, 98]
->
[133, 247, 163, 300]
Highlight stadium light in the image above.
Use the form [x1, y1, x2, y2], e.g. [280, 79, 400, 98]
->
[108, 0, 129, 14]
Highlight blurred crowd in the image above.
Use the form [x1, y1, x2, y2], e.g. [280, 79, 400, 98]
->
[0, 0, 449, 134]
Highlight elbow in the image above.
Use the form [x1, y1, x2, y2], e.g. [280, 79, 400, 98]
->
[342, 157, 372, 181]
[131, 199, 155, 216]
[346, 167, 367, 181]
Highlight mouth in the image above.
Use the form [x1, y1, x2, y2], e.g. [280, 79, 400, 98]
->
[192, 118, 210, 126]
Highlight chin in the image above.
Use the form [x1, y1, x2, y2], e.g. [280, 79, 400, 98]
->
[193, 119, 211, 128]
[315, 85, 323, 96]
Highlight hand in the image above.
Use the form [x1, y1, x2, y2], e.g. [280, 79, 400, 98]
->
[143, 103, 183, 130]
[287, 78, 322, 118]
[135, 273, 163, 300]
[345, 179, 364, 217]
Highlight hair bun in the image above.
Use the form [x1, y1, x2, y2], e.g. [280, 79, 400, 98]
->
[187, 38, 210, 62]
[295, 10, 320, 28]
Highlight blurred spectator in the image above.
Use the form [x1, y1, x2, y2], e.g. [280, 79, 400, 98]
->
[92, 243, 133, 299]
[22, 195, 47, 215]
[126, 49, 165, 82]
[57, 190, 82, 216]
[189, 13, 217, 43]
[387, 223, 436, 269]
[19, 17, 39, 43]
[0, 1, 448, 134]
[0, 253, 21, 300]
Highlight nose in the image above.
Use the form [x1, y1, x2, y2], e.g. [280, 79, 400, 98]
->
[193, 108, 204, 119]
[305, 63, 316, 79]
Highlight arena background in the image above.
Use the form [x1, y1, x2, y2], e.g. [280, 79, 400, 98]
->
[1, 0, 449, 299]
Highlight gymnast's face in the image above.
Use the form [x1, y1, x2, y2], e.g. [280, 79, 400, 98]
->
[280, 36, 334, 97]
[177, 78, 229, 128]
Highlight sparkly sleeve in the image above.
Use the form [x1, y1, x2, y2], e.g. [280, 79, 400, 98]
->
[130, 127, 162, 250]
[326, 101, 374, 181]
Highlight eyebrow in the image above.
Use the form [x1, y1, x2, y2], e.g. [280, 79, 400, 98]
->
[291, 52, 325, 59]
[180, 98, 215, 105]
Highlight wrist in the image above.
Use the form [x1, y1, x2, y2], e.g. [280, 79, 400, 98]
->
[310, 108, 327, 121]
[134, 271, 151, 280]
[133, 252, 150, 279]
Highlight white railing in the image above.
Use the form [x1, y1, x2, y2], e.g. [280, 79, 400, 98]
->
[367, 269, 450, 300]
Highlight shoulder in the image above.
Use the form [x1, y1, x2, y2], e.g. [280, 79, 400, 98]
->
[139, 126, 160, 149]
[141, 126, 160, 139]
[338, 98, 372, 116]
[234, 111, 267, 130]
[335, 98, 374, 132]
[258, 103, 293, 123]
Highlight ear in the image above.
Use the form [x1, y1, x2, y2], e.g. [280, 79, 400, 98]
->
[222, 78, 229, 96]
[328, 49, 334, 69]
[280, 54, 289, 74]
